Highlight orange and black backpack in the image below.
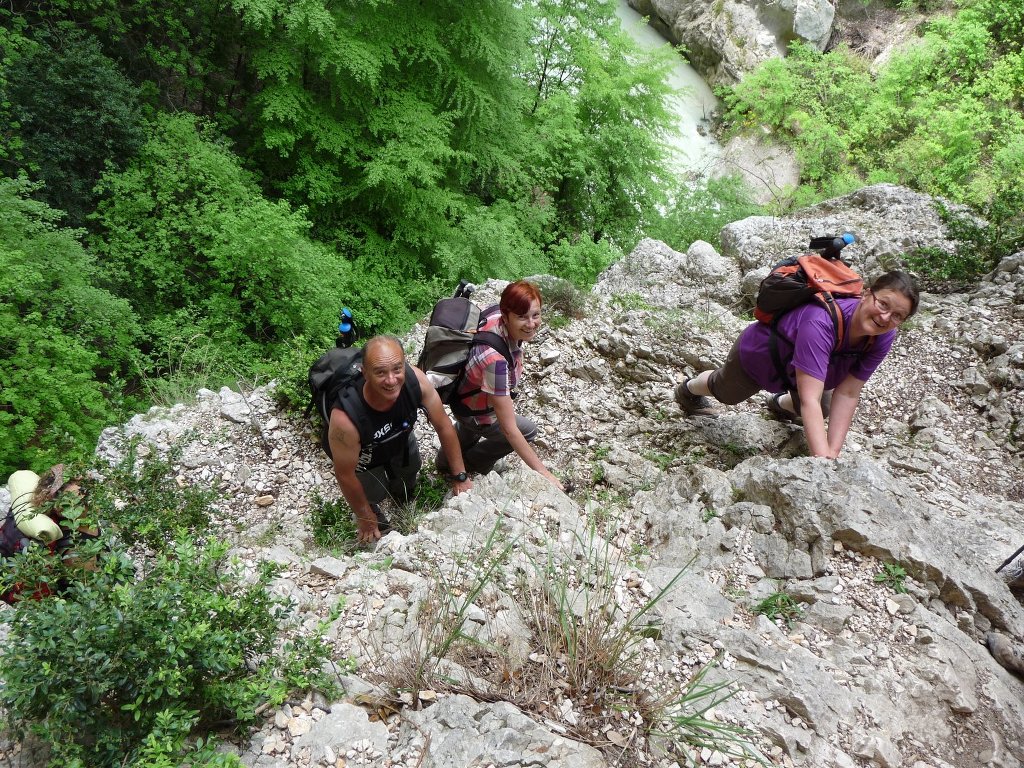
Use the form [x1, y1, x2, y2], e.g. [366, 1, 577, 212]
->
[754, 234, 868, 389]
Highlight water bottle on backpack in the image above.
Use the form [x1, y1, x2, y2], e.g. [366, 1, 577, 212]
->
[337, 307, 356, 348]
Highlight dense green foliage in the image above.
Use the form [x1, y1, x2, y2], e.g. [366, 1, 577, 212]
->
[650, 174, 764, 251]
[0, 179, 139, 472]
[720, 0, 1024, 273]
[3, 28, 145, 226]
[0, 0, 676, 473]
[91, 113, 346, 374]
[0, 456, 334, 767]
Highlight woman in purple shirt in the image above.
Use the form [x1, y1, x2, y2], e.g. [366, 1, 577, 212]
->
[674, 271, 919, 459]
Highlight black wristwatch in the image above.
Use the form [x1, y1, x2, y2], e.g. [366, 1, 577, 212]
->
[448, 471, 468, 483]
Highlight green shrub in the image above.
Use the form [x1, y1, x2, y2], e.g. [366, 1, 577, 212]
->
[546, 238, 618, 287]
[266, 334, 331, 419]
[0, 178, 140, 475]
[91, 113, 346, 372]
[721, 18, 1024, 252]
[649, 174, 763, 251]
[531, 274, 591, 319]
[0, 534, 331, 767]
[874, 562, 909, 594]
[90, 443, 218, 551]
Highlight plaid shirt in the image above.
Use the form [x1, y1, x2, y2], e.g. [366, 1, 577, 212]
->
[456, 311, 523, 425]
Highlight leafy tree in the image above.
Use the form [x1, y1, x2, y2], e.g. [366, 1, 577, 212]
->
[649, 174, 763, 252]
[0, 17, 36, 178]
[91, 113, 346, 375]
[6, 0, 247, 119]
[520, 0, 675, 249]
[1, 27, 145, 226]
[0, 179, 139, 475]
[721, 6, 1024, 276]
[233, 0, 530, 237]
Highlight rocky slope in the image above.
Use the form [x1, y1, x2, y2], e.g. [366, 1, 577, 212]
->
[626, 0, 924, 86]
[22, 185, 1024, 768]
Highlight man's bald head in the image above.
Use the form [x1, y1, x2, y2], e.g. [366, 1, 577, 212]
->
[363, 335, 405, 367]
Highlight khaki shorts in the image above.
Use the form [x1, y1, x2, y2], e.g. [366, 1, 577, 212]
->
[707, 338, 761, 405]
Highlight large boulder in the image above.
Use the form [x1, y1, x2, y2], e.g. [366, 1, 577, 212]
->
[628, 0, 836, 85]
[720, 183, 960, 284]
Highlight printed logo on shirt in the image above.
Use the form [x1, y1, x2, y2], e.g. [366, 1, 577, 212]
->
[374, 423, 393, 441]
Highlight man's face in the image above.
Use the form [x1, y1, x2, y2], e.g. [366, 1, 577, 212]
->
[363, 341, 405, 401]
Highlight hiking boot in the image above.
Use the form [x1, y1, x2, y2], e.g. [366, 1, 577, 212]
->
[767, 393, 801, 423]
[987, 632, 1024, 675]
[674, 380, 716, 416]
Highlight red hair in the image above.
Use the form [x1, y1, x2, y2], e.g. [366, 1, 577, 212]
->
[499, 280, 542, 315]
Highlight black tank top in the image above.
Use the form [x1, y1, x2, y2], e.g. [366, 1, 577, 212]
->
[342, 363, 421, 470]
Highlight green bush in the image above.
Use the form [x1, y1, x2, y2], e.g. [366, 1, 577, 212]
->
[546, 238, 618, 287]
[721, 14, 1024, 257]
[0, 178, 140, 475]
[309, 491, 359, 552]
[89, 442, 219, 550]
[531, 274, 591, 320]
[753, 585, 803, 627]
[0, 535, 330, 767]
[649, 174, 763, 251]
[91, 113, 347, 372]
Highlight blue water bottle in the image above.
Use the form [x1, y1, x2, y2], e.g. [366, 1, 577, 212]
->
[337, 307, 356, 348]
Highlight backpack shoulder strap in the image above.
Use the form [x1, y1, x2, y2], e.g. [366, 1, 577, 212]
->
[402, 363, 423, 410]
[336, 380, 375, 448]
[339, 365, 421, 448]
[769, 296, 844, 392]
[472, 330, 514, 369]
[813, 292, 844, 349]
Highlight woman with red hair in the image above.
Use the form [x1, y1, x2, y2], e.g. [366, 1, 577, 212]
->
[437, 280, 563, 490]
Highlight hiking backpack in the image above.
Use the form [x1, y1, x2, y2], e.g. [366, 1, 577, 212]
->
[754, 234, 867, 389]
[417, 284, 514, 418]
[307, 346, 421, 460]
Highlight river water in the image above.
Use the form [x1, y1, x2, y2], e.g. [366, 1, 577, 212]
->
[614, 1, 720, 174]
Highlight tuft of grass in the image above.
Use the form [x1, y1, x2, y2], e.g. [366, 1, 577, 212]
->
[532, 275, 591, 319]
[874, 562, 908, 594]
[136, 332, 238, 408]
[753, 585, 803, 628]
[651, 661, 767, 767]
[309, 491, 359, 553]
[611, 292, 655, 311]
[374, 511, 764, 765]
[545, 312, 572, 330]
[387, 473, 450, 534]
[643, 450, 676, 472]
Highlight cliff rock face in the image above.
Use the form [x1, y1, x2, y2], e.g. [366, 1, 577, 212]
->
[14, 184, 1021, 767]
[628, 0, 836, 85]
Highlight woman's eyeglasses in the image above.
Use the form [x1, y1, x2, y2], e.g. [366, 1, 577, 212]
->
[869, 291, 908, 325]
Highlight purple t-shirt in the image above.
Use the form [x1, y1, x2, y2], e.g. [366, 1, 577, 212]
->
[738, 297, 896, 392]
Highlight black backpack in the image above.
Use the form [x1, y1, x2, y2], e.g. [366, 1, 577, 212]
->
[417, 293, 513, 418]
[307, 347, 421, 460]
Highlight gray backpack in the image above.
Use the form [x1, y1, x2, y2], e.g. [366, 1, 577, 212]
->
[417, 295, 513, 417]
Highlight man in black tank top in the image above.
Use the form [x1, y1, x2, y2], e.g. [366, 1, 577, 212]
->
[328, 336, 473, 545]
